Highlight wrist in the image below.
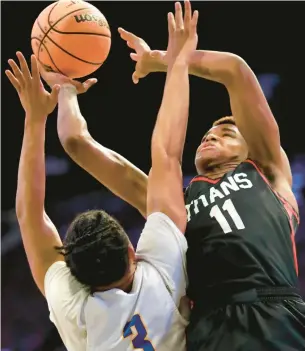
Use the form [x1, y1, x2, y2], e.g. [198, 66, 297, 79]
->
[60, 83, 78, 95]
[147, 50, 167, 73]
[24, 115, 47, 129]
[157, 51, 168, 72]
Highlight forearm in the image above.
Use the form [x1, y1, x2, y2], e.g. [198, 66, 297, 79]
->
[57, 84, 88, 143]
[57, 84, 148, 216]
[152, 62, 189, 162]
[16, 118, 47, 219]
[157, 50, 241, 85]
[66, 135, 148, 216]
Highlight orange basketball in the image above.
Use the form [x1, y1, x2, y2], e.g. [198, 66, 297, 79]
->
[31, 0, 111, 78]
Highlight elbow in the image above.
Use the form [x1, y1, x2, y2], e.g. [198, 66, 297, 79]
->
[226, 56, 254, 87]
[60, 134, 90, 157]
[58, 115, 89, 153]
[190, 51, 245, 85]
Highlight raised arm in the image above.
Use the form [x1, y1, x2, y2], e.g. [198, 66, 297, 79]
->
[188, 52, 287, 176]
[5, 53, 63, 295]
[120, 33, 293, 191]
[147, 1, 198, 232]
[58, 86, 148, 217]
[39, 72, 148, 218]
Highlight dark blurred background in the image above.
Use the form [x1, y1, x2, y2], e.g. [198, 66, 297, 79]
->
[1, 1, 305, 350]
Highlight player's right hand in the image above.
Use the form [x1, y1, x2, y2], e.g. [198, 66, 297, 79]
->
[5, 52, 59, 119]
[39, 67, 97, 95]
[118, 28, 166, 84]
[167, 1, 199, 65]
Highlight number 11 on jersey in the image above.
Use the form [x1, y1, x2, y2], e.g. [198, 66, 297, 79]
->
[123, 314, 155, 350]
[210, 199, 245, 234]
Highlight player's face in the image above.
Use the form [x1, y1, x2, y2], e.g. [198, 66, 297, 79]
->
[195, 124, 248, 173]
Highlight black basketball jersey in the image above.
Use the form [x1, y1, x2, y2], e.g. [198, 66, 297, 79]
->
[184, 159, 300, 303]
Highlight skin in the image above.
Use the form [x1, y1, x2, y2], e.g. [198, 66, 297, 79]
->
[195, 122, 248, 178]
[42, 6, 298, 224]
[6, 1, 197, 296]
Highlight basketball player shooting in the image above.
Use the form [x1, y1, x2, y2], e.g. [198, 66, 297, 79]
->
[6, 2, 199, 350]
[47, 4, 305, 351]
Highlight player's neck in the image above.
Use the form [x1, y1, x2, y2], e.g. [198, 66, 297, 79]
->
[200, 161, 240, 179]
[93, 263, 136, 293]
[116, 262, 137, 293]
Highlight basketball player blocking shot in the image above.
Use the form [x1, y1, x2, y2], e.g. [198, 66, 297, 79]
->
[43, 3, 305, 351]
[5, 2, 199, 350]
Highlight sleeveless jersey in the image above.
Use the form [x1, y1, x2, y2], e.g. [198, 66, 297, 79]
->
[184, 159, 300, 303]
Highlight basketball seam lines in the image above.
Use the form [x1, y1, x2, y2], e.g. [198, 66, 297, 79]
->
[35, 3, 109, 65]
[36, 20, 105, 65]
[31, 37, 65, 75]
[36, 2, 58, 63]
[47, 4, 110, 36]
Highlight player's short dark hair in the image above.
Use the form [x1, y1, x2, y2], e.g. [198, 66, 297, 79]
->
[56, 210, 130, 290]
[213, 116, 236, 127]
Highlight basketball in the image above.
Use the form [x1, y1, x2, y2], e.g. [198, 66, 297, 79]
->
[31, 0, 111, 78]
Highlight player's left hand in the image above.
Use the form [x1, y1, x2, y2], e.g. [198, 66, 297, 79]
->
[5, 52, 59, 120]
[166, 1, 199, 65]
[118, 27, 166, 84]
[39, 68, 97, 95]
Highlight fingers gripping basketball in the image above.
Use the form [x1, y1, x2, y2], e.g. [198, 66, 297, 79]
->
[31, 0, 111, 78]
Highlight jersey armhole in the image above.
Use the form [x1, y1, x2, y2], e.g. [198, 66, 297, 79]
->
[244, 159, 299, 223]
[244, 158, 300, 276]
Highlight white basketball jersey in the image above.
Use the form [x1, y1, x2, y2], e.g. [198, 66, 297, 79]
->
[45, 212, 189, 351]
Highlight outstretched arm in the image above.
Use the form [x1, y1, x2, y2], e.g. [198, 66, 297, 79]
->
[57, 85, 148, 217]
[6, 53, 63, 295]
[147, 2, 198, 232]
[120, 33, 292, 189]
[135, 1, 198, 306]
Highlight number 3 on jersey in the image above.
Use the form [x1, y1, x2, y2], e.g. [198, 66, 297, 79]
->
[123, 314, 155, 350]
[210, 199, 245, 234]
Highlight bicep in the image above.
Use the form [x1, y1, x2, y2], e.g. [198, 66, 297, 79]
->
[64, 135, 148, 217]
[147, 158, 187, 233]
[228, 59, 283, 173]
[18, 213, 63, 295]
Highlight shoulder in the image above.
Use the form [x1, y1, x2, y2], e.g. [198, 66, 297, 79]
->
[43, 262, 88, 349]
[137, 212, 187, 253]
[44, 261, 88, 318]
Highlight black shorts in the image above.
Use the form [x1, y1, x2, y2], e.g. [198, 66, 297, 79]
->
[186, 287, 305, 351]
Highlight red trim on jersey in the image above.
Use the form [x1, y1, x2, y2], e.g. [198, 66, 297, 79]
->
[245, 159, 299, 275]
[276, 195, 299, 275]
[190, 176, 220, 184]
[244, 159, 299, 221]
[244, 159, 271, 186]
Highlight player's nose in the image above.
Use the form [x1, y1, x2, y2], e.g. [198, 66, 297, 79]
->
[205, 133, 219, 142]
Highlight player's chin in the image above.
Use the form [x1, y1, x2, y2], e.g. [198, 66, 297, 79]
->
[195, 149, 220, 167]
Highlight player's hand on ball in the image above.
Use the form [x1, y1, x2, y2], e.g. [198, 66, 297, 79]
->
[167, 1, 198, 64]
[5, 52, 60, 119]
[39, 68, 97, 95]
[118, 27, 165, 84]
